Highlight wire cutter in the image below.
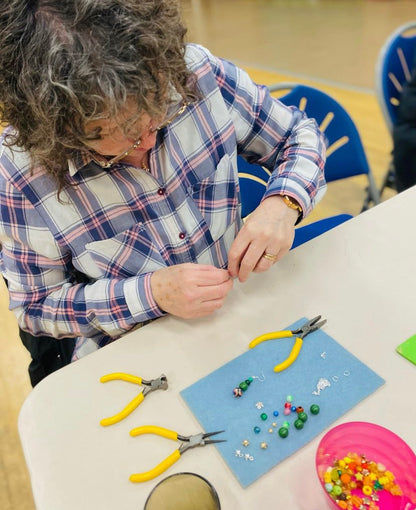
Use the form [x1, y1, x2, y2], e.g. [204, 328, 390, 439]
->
[99, 373, 168, 427]
[129, 425, 226, 482]
[248, 315, 326, 372]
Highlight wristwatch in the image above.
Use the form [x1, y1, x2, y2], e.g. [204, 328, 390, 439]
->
[281, 194, 303, 216]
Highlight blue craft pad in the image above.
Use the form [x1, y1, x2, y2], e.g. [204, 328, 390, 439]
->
[180, 318, 385, 488]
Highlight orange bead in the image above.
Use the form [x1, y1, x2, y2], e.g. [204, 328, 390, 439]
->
[340, 473, 351, 484]
[337, 501, 348, 509]
[351, 495, 362, 508]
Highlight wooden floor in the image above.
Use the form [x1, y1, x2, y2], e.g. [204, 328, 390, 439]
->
[1, 1, 414, 509]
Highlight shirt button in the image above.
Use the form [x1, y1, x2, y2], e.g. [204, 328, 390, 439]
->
[157, 188, 165, 195]
[179, 232, 186, 240]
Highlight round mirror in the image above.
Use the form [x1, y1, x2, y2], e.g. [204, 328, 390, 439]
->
[144, 472, 221, 510]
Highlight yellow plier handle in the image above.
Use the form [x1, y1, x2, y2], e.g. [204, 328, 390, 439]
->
[100, 373, 144, 427]
[129, 426, 181, 483]
[248, 331, 303, 372]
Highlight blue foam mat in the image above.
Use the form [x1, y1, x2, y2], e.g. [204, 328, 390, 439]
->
[180, 318, 385, 487]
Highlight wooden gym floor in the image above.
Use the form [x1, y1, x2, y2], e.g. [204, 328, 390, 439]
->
[1, 1, 415, 508]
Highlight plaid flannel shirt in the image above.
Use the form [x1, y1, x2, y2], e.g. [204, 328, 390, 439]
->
[0, 44, 326, 360]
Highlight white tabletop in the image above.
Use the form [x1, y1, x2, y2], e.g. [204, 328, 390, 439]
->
[19, 187, 416, 510]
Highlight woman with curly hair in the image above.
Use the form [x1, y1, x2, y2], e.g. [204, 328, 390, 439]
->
[0, 0, 326, 385]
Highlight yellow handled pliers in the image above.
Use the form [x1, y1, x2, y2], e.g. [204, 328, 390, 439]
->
[248, 315, 326, 372]
[129, 426, 226, 483]
[99, 373, 168, 427]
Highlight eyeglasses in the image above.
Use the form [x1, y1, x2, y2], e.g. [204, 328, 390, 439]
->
[87, 101, 189, 169]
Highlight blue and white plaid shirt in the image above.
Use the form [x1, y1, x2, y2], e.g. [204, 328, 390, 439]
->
[0, 44, 326, 360]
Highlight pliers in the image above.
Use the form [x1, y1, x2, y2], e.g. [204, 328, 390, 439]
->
[129, 426, 226, 482]
[248, 315, 326, 372]
[99, 373, 168, 427]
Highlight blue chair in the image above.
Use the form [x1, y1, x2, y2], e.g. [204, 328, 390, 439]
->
[374, 21, 416, 194]
[237, 156, 353, 250]
[268, 83, 380, 211]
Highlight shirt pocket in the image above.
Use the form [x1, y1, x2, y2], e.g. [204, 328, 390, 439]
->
[188, 154, 239, 242]
[85, 223, 166, 279]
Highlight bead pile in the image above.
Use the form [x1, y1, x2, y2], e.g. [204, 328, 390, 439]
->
[322, 452, 402, 509]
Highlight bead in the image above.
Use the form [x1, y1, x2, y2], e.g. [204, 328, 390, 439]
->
[268, 428, 273, 433]
[291, 405, 297, 412]
[310, 404, 320, 415]
[362, 485, 372, 496]
[286, 395, 293, 402]
[273, 410, 279, 417]
[253, 426, 261, 434]
[247, 376, 254, 383]
[298, 411, 308, 422]
[294, 419, 304, 430]
[260, 413, 268, 421]
[260, 442, 268, 449]
[272, 422, 277, 427]
[283, 408, 291, 416]
[179, 232, 185, 239]
[337, 501, 348, 509]
[324, 482, 333, 492]
[296, 406, 304, 414]
[340, 473, 351, 484]
[278, 427, 289, 438]
[245, 379, 252, 386]
[332, 485, 342, 496]
[284, 402, 291, 409]
[239, 381, 248, 391]
[233, 387, 242, 398]
[242, 439, 250, 447]
[255, 402, 264, 409]
[282, 421, 290, 428]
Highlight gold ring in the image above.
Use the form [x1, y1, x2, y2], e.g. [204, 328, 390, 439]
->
[262, 252, 278, 262]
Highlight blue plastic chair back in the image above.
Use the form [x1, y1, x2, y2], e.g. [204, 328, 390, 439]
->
[277, 84, 371, 183]
[292, 214, 352, 249]
[376, 21, 416, 131]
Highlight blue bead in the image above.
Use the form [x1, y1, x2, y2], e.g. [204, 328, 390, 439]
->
[254, 426, 261, 434]
[291, 405, 296, 412]
[273, 410, 279, 417]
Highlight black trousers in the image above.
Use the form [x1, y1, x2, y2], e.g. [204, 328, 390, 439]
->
[3, 277, 75, 387]
[19, 328, 76, 387]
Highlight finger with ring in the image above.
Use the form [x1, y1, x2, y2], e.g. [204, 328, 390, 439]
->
[262, 252, 278, 262]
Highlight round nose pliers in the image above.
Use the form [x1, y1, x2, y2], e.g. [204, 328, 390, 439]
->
[129, 426, 226, 482]
[99, 373, 168, 427]
[248, 315, 326, 372]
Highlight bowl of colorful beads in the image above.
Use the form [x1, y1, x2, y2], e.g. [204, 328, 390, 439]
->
[315, 422, 416, 510]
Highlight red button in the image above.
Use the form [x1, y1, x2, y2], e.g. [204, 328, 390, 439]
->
[179, 232, 185, 239]
[157, 188, 165, 195]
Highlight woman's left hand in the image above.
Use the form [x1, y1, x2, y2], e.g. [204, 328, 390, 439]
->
[227, 195, 299, 282]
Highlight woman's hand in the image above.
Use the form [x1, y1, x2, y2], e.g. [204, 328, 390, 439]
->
[227, 195, 298, 282]
[151, 263, 233, 319]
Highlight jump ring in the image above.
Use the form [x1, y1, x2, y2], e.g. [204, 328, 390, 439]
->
[262, 252, 278, 262]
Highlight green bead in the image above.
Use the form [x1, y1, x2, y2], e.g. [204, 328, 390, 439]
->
[331, 485, 342, 496]
[282, 420, 290, 428]
[239, 381, 248, 391]
[260, 413, 268, 421]
[278, 427, 289, 438]
[310, 404, 320, 415]
[247, 377, 253, 382]
[294, 419, 304, 430]
[298, 411, 308, 422]
[286, 395, 293, 402]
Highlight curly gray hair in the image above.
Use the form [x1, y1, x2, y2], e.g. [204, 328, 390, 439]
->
[0, 0, 198, 191]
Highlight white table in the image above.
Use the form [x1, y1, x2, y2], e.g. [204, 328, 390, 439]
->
[19, 187, 416, 510]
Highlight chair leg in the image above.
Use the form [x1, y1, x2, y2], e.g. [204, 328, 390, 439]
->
[379, 160, 397, 197]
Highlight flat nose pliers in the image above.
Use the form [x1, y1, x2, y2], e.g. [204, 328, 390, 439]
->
[129, 426, 226, 482]
[248, 315, 326, 372]
[99, 373, 168, 427]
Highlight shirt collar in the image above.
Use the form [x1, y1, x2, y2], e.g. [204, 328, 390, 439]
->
[67, 149, 98, 176]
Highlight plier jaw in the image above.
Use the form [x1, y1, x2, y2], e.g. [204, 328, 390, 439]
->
[178, 430, 226, 454]
[142, 374, 168, 397]
[292, 315, 327, 339]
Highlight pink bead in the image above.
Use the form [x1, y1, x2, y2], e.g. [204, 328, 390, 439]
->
[284, 408, 291, 415]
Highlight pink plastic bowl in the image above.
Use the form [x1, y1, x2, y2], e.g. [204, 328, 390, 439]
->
[316, 422, 416, 510]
